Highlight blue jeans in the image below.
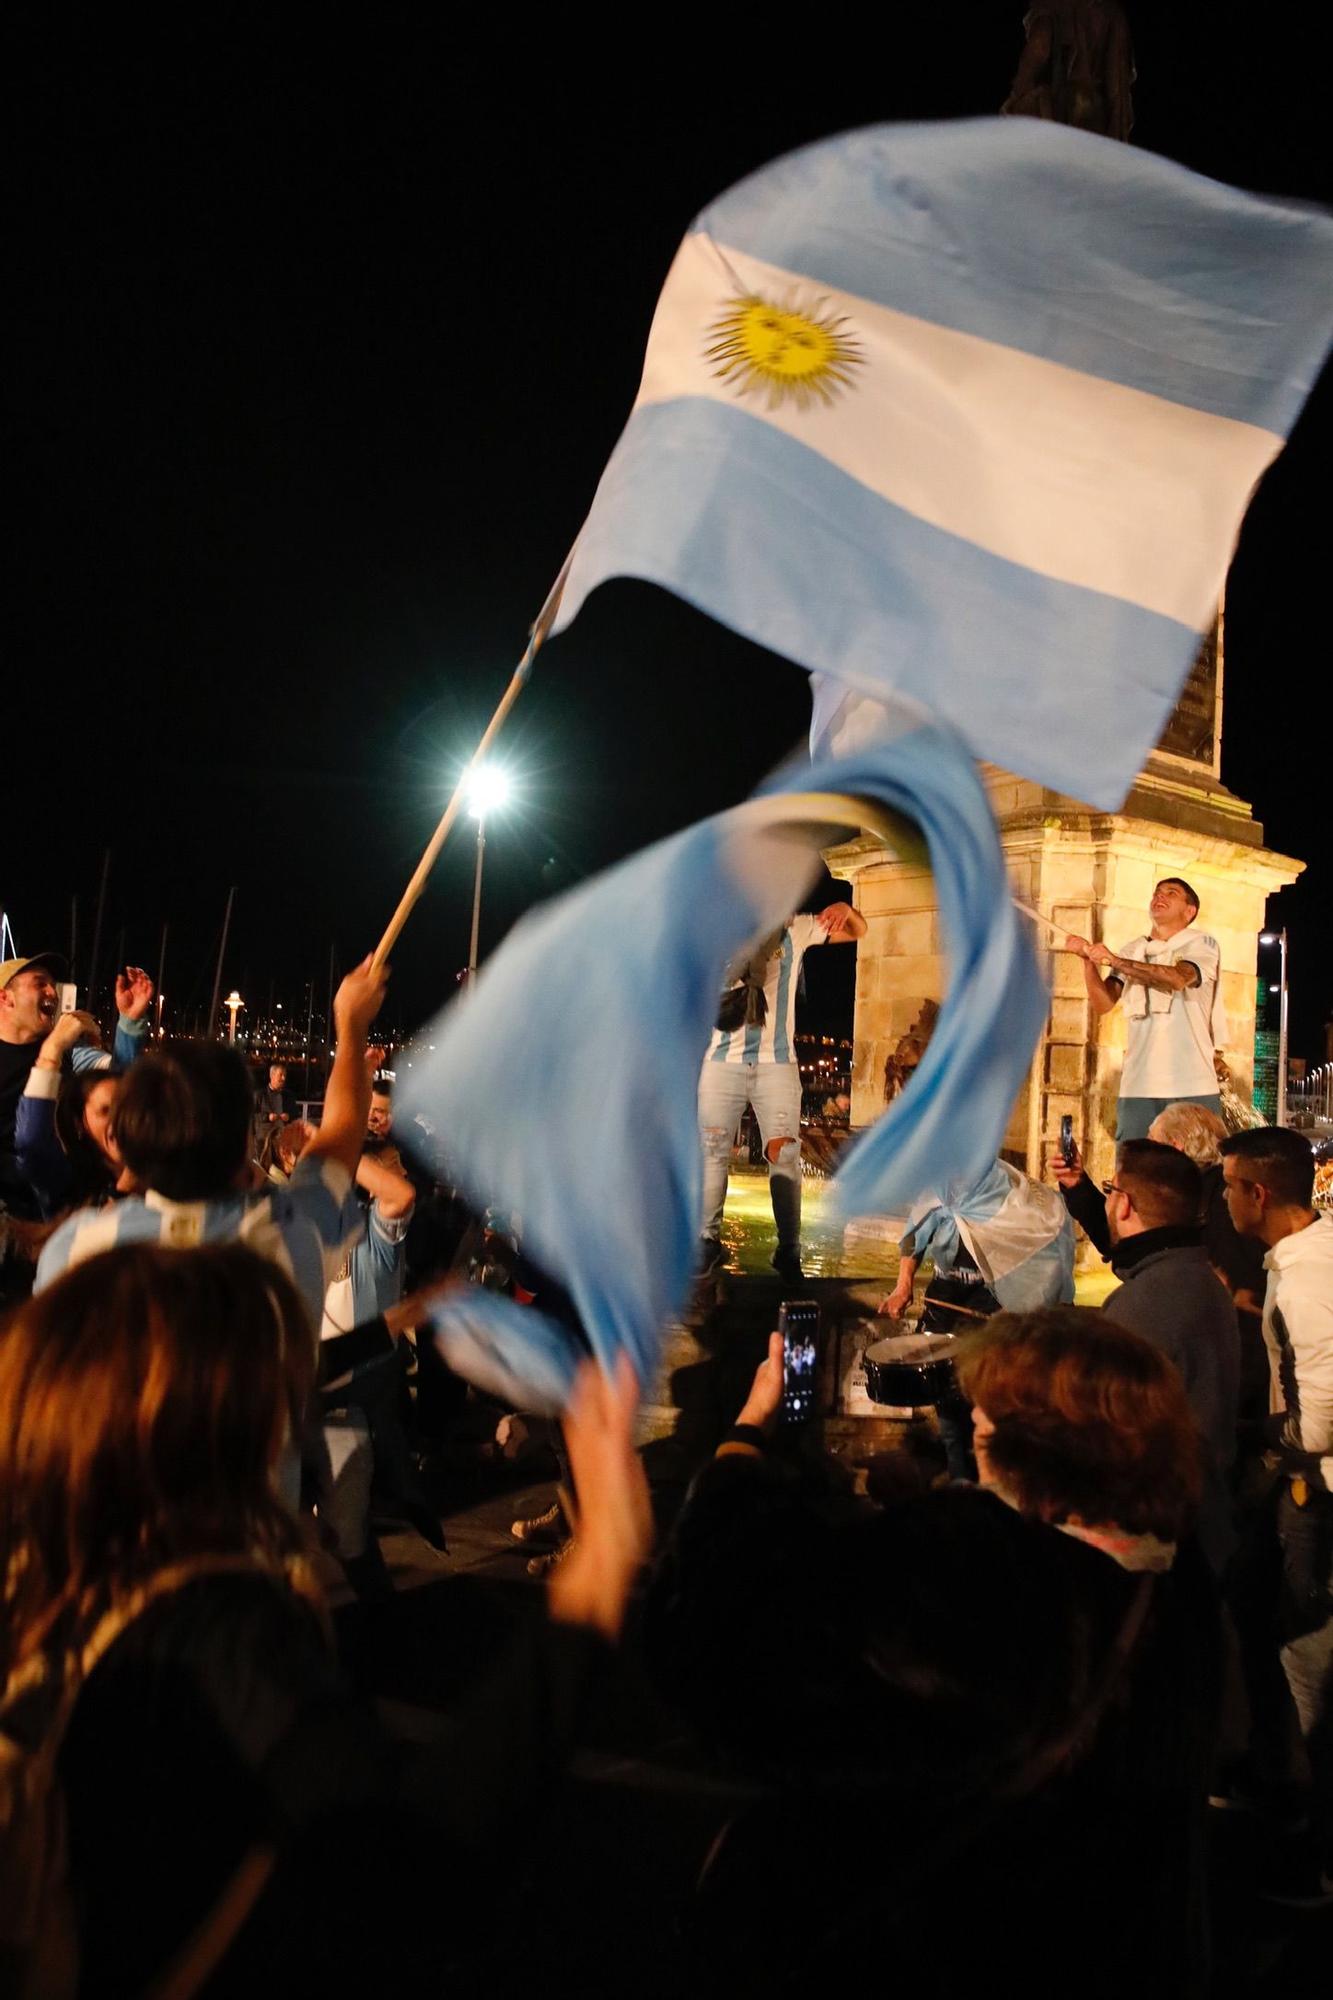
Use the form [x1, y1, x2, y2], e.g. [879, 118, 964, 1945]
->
[1116, 1093, 1223, 1142]
[698, 1060, 803, 1253]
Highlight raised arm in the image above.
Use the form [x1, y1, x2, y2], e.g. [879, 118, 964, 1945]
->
[818, 902, 867, 943]
[303, 958, 388, 1179]
[1089, 945, 1199, 996]
[1064, 934, 1123, 1017]
[113, 968, 155, 1067]
[355, 1151, 416, 1221]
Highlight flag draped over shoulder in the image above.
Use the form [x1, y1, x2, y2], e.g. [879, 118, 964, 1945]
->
[552, 118, 1333, 810]
[399, 725, 1043, 1408]
[905, 1161, 1076, 1314]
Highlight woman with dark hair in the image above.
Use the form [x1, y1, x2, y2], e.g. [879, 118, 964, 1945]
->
[16, 1049, 140, 1219]
[0, 1242, 650, 1996]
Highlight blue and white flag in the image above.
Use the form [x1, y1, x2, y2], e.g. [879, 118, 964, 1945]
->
[905, 1160, 1076, 1315]
[552, 119, 1333, 809]
[399, 723, 1044, 1408]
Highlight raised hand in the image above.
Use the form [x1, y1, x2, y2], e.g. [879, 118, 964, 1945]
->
[548, 1354, 653, 1642]
[37, 1009, 101, 1065]
[334, 957, 389, 1041]
[115, 967, 155, 1021]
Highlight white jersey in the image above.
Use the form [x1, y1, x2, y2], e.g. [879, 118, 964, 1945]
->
[706, 914, 827, 1066]
[1115, 924, 1222, 1098]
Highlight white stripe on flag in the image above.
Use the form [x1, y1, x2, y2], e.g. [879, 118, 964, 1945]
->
[635, 233, 1280, 629]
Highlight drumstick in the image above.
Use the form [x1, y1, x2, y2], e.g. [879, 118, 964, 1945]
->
[879, 1296, 994, 1323]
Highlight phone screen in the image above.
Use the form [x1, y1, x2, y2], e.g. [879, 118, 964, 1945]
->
[779, 1300, 820, 1424]
[1060, 1114, 1076, 1166]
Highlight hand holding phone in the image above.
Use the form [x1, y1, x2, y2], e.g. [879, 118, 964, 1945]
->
[778, 1299, 819, 1425]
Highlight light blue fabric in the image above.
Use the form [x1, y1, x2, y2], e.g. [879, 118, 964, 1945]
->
[553, 120, 1333, 809]
[996, 1226, 1075, 1314]
[36, 1154, 360, 1332]
[907, 1161, 1076, 1312]
[399, 724, 1045, 1406]
[693, 120, 1332, 423]
[557, 400, 1192, 810]
[349, 1204, 408, 1327]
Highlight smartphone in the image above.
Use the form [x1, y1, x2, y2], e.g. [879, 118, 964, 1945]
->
[1060, 1114, 1076, 1166]
[778, 1299, 820, 1425]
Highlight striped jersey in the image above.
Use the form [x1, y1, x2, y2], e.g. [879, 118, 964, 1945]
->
[34, 1153, 360, 1333]
[706, 914, 826, 1066]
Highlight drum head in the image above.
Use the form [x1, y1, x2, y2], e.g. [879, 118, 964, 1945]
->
[864, 1332, 960, 1369]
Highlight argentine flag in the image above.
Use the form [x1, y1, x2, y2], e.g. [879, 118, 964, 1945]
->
[553, 119, 1333, 808]
[905, 1161, 1076, 1315]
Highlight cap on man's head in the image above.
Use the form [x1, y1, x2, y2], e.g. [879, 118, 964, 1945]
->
[0, 952, 66, 991]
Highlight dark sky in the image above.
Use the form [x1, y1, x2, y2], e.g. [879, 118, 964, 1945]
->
[6, 6, 1329, 1053]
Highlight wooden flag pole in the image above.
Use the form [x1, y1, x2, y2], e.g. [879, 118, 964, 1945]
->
[1011, 896, 1071, 947]
[370, 559, 572, 973]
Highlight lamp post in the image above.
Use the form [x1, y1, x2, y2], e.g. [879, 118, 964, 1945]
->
[1259, 929, 1288, 1128]
[225, 990, 243, 1045]
[465, 766, 511, 979]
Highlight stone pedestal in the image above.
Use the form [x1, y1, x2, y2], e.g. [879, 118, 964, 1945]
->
[825, 631, 1303, 1234]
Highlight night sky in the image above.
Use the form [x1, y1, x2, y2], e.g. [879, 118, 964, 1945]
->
[7, 7, 1329, 1055]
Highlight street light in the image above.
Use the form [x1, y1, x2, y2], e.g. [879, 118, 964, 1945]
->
[464, 765, 512, 979]
[1259, 929, 1289, 1127]
[225, 990, 244, 1045]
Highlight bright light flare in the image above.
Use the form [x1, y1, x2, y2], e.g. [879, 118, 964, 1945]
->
[466, 765, 512, 820]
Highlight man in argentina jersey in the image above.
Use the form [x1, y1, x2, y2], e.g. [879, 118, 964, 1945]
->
[700, 902, 866, 1284]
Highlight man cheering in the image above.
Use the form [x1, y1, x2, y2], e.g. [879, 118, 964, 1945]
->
[1066, 878, 1224, 1142]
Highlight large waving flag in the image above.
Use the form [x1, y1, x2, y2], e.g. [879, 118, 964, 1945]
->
[399, 118, 1332, 1407]
[400, 724, 1044, 1408]
[552, 119, 1333, 809]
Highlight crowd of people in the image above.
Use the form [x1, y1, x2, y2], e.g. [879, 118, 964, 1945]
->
[0, 883, 1331, 1992]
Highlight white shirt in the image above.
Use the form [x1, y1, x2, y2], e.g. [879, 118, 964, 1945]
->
[1115, 924, 1222, 1098]
[1261, 1212, 1333, 1474]
[706, 914, 827, 1066]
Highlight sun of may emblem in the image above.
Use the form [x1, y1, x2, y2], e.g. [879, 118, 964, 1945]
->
[704, 294, 864, 412]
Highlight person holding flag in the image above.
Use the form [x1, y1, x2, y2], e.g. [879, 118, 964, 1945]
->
[1065, 877, 1225, 1142]
[390, 116, 1332, 1416]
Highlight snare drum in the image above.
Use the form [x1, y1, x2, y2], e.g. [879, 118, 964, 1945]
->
[862, 1331, 961, 1409]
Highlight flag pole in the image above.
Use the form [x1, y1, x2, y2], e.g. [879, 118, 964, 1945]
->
[370, 560, 571, 973]
[1011, 896, 1070, 946]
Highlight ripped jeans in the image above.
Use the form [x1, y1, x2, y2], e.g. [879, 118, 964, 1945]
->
[698, 1059, 803, 1254]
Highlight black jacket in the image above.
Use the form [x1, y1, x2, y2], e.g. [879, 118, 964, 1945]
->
[1102, 1227, 1240, 1572]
